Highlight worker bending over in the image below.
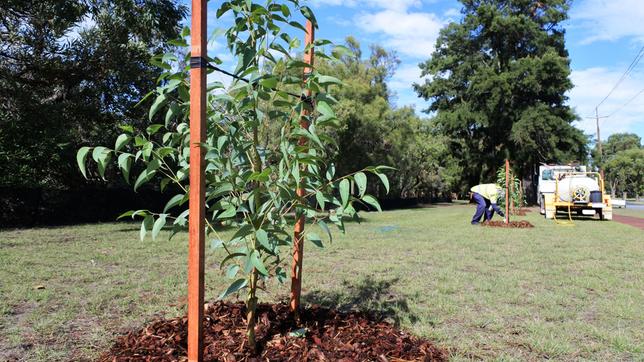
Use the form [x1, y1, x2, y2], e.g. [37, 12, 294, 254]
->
[470, 183, 505, 225]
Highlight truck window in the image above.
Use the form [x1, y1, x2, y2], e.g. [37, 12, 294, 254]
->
[542, 170, 554, 180]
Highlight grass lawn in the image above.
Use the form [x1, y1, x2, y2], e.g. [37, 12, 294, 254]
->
[1, 205, 642, 361]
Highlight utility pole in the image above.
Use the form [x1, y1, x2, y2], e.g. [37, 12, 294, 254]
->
[595, 107, 602, 163]
[594, 108, 606, 179]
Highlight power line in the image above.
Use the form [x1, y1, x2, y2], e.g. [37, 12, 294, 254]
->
[595, 45, 644, 110]
[607, 88, 644, 117]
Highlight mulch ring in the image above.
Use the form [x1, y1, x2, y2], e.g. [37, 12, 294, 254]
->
[99, 301, 447, 361]
[482, 220, 534, 228]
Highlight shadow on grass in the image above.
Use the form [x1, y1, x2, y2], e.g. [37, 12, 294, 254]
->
[302, 276, 417, 327]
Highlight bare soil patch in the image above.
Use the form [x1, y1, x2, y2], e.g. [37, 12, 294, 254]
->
[99, 301, 447, 361]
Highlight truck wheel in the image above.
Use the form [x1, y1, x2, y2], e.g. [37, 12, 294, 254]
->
[598, 210, 604, 220]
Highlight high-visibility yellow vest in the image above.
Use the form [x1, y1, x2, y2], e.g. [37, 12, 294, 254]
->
[470, 183, 501, 203]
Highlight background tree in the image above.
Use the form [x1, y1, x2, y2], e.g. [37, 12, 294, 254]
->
[415, 0, 587, 192]
[318, 38, 460, 201]
[595, 133, 643, 198]
[0, 0, 186, 189]
[257, 37, 459, 202]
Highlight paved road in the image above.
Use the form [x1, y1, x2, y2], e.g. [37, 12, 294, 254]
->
[625, 202, 644, 210]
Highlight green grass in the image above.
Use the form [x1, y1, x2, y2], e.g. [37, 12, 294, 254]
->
[1, 205, 643, 361]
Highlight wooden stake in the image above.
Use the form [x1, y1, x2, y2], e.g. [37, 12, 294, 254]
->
[188, 0, 207, 360]
[505, 159, 510, 224]
[290, 20, 314, 315]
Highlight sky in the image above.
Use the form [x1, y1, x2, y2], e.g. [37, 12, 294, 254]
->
[189, 0, 644, 140]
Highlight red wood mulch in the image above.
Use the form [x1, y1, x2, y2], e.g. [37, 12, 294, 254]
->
[613, 214, 644, 230]
[98, 301, 447, 362]
[481, 220, 534, 228]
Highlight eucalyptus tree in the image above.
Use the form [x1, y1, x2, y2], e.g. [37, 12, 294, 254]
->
[77, 0, 388, 350]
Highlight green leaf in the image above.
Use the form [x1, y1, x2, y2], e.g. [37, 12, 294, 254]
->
[255, 229, 271, 251]
[315, 191, 325, 209]
[146, 124, 164, 135]
[318, 220, 332, 243]
[149, 93, 168, 121]
[163, 194, 185, 213]
[134, 159, 160, 192]
[306, 233, 323, 248]
[117, 210, 135, 220]
[230, 225, 254, 244]
[300, 6, 317, 26]
[218, 278, 247, 300]
[250, 250, 269, 276]
[140, 215, 154, 241]
[76, 147, 91, 178]
[316, 100, 334, 118]
[354, 172, 367, 198]
[165, 102, 181, 127]
[259, 77, 277, 89]
[317, 75, 342, 86]
[249, 168, 271, 182]
[92, 147, 111, 180]
[362, 195, 382, 212]
[117, 153, 132, 183]
[114, 134, 130, 152]
[339, 179, 350, 207]
[216, 206, 236, 219]
[119, 125, 134, 133]
[376, 172, 390, 194]
[225, 264, 240, 279]
[326, 163, 335, 181]
[152, 214, 167, 240]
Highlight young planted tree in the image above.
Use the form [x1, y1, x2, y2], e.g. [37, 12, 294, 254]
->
[77, 0, 388, 351]
[496, 165, 524, 213]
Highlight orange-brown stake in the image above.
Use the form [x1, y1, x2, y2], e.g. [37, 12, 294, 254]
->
[290, 20, 315, 315]
[188, 0, 207, 361]
[505, 159, 510, 224]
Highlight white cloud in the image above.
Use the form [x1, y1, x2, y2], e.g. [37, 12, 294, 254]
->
[311, 0, 420, 11]
[572, 0, 644, 44]
[569, 67, 644, 138]
[356, 9, 445, 58]
[389, 64, 424, 91]
[312, 0, 445, 58]
[388, 64, 427, 108]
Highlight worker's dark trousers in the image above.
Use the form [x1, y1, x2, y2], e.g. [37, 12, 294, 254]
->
[471, 192, 492, 224]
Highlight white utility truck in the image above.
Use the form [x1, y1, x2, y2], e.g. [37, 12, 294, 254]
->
[537, 164, 612, 220]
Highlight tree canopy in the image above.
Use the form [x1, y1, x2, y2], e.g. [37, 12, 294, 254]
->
[415, 0, 587, 189]
[316, 38, 460, 200]
[0, 0, 186, 189]
[596, 133, 643, 197]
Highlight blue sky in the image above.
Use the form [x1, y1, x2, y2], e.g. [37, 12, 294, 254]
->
[192, 0, 644, 140]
